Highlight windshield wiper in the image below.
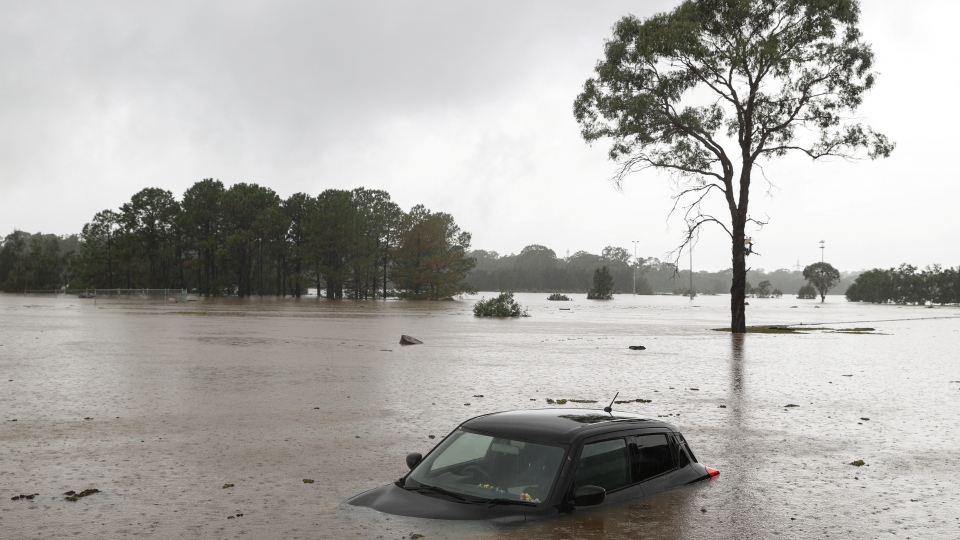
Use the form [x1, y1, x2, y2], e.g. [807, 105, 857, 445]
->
[471, 497, 537, 508]
[405, 483, 468, 502]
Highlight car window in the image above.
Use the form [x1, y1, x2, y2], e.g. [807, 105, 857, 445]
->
[637, 434, 674, 481]
[573, 438, 631, 492]
[431, 431, 492, 470]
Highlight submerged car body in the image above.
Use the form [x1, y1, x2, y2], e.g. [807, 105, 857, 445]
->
[348, 408, 718, 521]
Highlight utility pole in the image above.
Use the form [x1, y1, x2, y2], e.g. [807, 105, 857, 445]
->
[631, 240, 639, 295]
[819, 240, 825, 263]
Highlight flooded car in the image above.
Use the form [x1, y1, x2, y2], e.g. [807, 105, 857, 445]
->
[348, 408, 719, 521]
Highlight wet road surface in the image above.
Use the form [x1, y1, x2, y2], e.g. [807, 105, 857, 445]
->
[1, 292, 959, 538]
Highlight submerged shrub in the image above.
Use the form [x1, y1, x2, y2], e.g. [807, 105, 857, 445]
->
[473, 292, 528, 317]
[797, 284, 817, 299]
[547, 293, 571, 301]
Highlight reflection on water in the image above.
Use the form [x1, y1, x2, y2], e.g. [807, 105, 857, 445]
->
[1, 292, 959, 538]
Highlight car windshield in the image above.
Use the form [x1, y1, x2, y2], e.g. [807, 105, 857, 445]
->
[406, 429, 567, 504]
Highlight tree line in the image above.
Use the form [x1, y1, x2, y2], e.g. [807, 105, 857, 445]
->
[465, 244, 860, 296]
[845, 264, 960, 305]
[0, 181, 475, 299]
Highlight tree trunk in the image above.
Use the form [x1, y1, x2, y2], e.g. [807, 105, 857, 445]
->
[730, 222, 747, 334]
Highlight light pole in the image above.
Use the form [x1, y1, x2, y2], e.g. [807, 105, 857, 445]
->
[819, 240, 825, 263]
[631, 241, 639, 295]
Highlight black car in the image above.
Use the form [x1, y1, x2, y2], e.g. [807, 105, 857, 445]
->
[348, 408, 719, 521]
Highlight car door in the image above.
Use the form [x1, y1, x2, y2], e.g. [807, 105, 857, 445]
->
[635, 432, 680, 496]
[569, 435, 643, 508]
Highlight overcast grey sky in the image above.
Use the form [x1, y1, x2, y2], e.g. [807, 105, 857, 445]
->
[1, 1, 956, 271]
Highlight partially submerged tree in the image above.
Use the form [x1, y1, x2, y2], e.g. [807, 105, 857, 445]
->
[797, 283, 817, 299]
[803, 262, 840, 302]
[587, 266, 614, 299]
[575, 0, 893, 332]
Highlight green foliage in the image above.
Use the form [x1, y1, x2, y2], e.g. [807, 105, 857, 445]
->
[473, 292, 528, 317]
[7, 181, 471, 300]
[587, 266, 614, 299]
[797, 284, 817, 300]
[846, 264, 960, 305]
[756, 280, 772, 298]
[547, 293, 571, 301]
[803, 262, 842, 302]
[466, 245, 650, 294]
[0, 230, 78, 292]
[574, 0, 892, 331]
[391, 205, 476, 300]
[772, 288, 783, 298]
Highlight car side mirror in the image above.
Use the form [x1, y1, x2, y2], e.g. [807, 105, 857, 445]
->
[573, 485, 605, 506]
[406, 452, 423, 470]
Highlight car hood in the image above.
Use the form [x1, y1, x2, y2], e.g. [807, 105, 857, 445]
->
[347, 483, 528, 522]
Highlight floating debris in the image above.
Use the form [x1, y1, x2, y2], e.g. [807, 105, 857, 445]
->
[303, 479, 314, 484]
[11, 493, 38, 500]
[784, 404, 799, 408]
[850, 460, 865, 467]
[860, 417, 870, 421]
[64, 488, 99, 501]
[428, 435, 435, 439]
[83, 417, 93, 420]
[628, 345, 646, 350]
[472, 394, 484, 398]
[690, 388, 699, 391]
[222, 483, 234, 489]
[568, 399, 597, 403]
[718, 405, 727, 408]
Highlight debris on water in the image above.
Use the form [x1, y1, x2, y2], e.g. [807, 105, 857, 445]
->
[790, 306, 798, 308]
[860, 417, 870, 421]
[399, 335, 423, 346]
[303, 479, 314, 484]
[472, 394, 484, 398]
[222, 483, 234, 489]
[83, 417, 92, 420]
[628, 345, 646, 350]
[464, 403, 470, 406]
[690, 388, 699, 391]
[11, 493, 39, 500]
[410, 534, 424, 539]
[428, 435, 435, 439]
[850, 460, 865, 467]
[236, 513, 243, 517]
[843, 374, 853, 376]
[719, 405, 727, 408]
[314, 407, 319, 409]
[227, 515, 234, 519]
[64, 488, 99, 501]
[529, 398, 536, 401]
[701, 507, 707, 512]
[7, 419, 16, 422]
[785, 404, 799, 407]
[555, 399, 567, 405]
[568, 399, 597, 403]
[546, 398, 555, 404]
[380, 349, 392, 352]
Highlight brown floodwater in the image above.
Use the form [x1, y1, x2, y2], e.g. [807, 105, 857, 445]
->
[1, 292, 959, 539]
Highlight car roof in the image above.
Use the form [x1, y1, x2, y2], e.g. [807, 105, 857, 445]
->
[460, 408, 677, 444]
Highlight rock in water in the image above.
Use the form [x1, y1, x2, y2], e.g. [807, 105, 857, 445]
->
[628, 345, 646, 351]
[400, 335, 423, 345]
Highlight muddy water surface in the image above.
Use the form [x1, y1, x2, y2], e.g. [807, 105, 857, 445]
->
[2, 293, 959, 538]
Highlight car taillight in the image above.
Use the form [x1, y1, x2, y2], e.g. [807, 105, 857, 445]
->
[705, 467, 720, 477]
